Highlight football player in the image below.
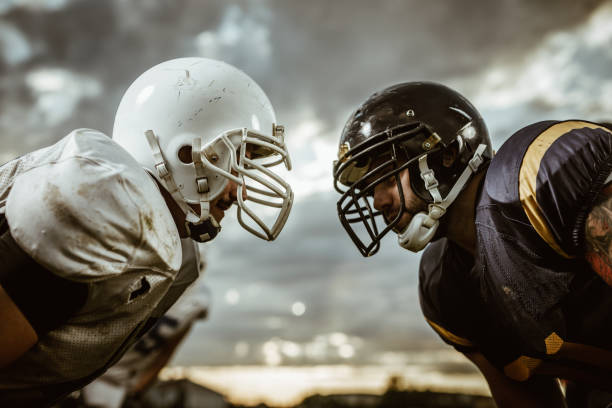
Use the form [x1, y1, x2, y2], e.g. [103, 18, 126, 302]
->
[333, 82, 612, 407]
[0, 57, 293, 406]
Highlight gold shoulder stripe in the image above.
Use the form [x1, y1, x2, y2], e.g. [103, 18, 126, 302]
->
[519, 121, 609, 258]
[426, 318, 473, 347]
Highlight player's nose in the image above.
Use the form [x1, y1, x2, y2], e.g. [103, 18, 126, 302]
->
[373, 183, 392, 212]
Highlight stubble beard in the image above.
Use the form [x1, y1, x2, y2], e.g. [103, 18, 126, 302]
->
[386, 195, 428, 233]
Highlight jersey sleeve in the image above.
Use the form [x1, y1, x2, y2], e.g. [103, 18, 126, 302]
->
[419, 239, 479, 352]
[518, 121, 612, 258]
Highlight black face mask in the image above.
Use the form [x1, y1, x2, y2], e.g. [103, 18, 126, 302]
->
[186, 218, 221, 242]
[333, 124, 428, 257]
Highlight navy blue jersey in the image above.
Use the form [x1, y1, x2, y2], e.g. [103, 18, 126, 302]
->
[420, 120, 612, 383]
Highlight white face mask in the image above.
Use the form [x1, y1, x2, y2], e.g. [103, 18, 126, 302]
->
[145, 126, 293, 242]
[208, 127, 294, 241]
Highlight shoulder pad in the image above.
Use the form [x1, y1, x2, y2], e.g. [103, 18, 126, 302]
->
[6, 129, 182, 281]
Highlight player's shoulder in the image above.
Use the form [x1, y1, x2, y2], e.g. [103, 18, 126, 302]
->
[5, 129, 182, 281]
[486, 120, 612, 257]
[504, 119, 611, 145]
[62, 128, 139, 166]
[490, 120, 611, 184]
[8, 128, 140, 174]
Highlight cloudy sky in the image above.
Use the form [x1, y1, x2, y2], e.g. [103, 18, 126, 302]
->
[2, 0, 612, 391]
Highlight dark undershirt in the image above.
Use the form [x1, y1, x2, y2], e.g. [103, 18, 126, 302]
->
[0, 214, 88, 337]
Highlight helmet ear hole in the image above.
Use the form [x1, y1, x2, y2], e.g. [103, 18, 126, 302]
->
[178, 145, 193, 164]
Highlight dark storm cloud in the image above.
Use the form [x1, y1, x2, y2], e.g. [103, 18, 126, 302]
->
[0, 0, 605, 153]
[1, 0, 611, 368]
[0, 0, 228, 157]
[259, 0, 606, 128]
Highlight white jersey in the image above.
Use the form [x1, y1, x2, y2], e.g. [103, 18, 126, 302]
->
[0, 129, 195, 403]
[81, 256, 209, 408]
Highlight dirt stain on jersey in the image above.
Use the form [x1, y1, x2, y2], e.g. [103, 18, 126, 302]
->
[43, 182, 102, 261]
[46, 183, 80, 228]
[142, 211, 155, 232]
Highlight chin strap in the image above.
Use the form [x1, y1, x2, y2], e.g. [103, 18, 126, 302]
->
[189, 137, 220, 242]
[398, 143, 487, 252]
[186, 217, 220, 242]
[144, 130, 220, 242]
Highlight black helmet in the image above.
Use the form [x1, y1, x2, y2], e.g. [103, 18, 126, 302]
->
[333, 81, 493, 257]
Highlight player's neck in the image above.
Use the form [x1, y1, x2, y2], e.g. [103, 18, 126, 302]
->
[444, 171, 486, 256]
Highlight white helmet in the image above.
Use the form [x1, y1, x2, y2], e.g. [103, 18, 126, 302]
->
[112, 57, 293, 242]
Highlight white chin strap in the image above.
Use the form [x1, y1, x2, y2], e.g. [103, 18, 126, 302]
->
[145, 130, 220, 242]
[398, 144, 487, 252]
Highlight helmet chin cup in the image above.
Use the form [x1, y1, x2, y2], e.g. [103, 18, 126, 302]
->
[184, 201, 221, 243]
[398, 212, 439, 252]
[186, 217, 221, 243]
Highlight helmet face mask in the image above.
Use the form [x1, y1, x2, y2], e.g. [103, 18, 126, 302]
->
[226, 126, 293, 241]
[334, 123, 429, 256]
[113, 58, 293, 242]
[334, 82, 493, 256]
